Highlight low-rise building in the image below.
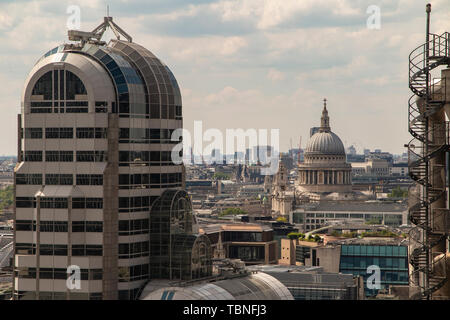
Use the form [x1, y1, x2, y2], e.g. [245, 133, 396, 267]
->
[247, 264, 364, 300]
[279, 236, 409, 297]
[199, 224, 277, 265]
[291, 200, 408, 231]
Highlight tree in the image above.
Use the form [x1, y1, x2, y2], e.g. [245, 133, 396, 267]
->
[287, 232, 300, 240]
[388, 186, 408, 198]
[213, 172, 231, 180]
[0, 186, 13, 211]
[219, 207, 247, 217]
[276, 216, 287, 223]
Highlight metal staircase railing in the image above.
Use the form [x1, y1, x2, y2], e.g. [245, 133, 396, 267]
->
[407, 29, 450, 300]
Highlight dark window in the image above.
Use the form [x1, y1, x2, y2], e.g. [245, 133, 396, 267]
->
[39, 197, 68, 209]
[45, 174, 73, 185]
[66, 71, 87, 100]
[16, 174, 42, 185]
[24, 151, 42, 162]
[76, 151, 107, 162]
[15, 220, 36, 231]
[16, 197, 35, 208]
[32, 71, 52, 100]
[45, 128, 73, 139]
[76, 174, 103, 185]
[45, 151, 73, 162]
[25, 128, 43, 139]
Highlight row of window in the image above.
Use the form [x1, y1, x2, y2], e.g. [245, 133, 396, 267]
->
[16, 197, 103, 209]
[118, 241, 150, 259]
[24, 127, 181, 142]
[15, 243, 102, 256]
[30, 101, 89, 114]
[119, 104, 181, 120]
[22, 127, 108, 139]
[16, 174, 103, 186]
[14, 291, 103, 300]
[340, 256, 408, 270]
[15, 242, 152, 258]
[341, 245, 408, 257]
[118, 264, 149, 283]
[23, 151, 107, 162]
[17, 267, 102, 280]
[119, 128, 180, 144]
[118, 173, 182, 189]
[119, 150, 179, 166]
[118, 196, 159, 212]
[119, 219, 149, 236]
[15, 220, 103, 232]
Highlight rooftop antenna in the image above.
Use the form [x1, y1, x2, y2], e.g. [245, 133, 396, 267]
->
[68, 6, 133, 44]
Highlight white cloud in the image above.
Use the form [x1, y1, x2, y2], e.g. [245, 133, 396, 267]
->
[267, 68, 285, 81]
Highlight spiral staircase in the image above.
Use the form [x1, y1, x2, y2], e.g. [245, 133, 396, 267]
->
[407, 30, 450, 299]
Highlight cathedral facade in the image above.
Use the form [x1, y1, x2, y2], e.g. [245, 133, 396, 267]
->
[270, 100, 368, 216]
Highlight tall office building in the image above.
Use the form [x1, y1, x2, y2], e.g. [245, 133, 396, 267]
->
[13, 17, 186, 300]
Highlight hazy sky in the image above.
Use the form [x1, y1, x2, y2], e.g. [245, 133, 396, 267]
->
[1, 0, 449, 156]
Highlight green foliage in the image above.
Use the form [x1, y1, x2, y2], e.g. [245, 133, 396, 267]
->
[330, 231, 358, 238]
[365, 219, 382, 225]
[0, 186, 13, 211]
[287, 232, 321, 242]
[212, 172, 231, 180]
[276, 216, 287, 223]
[388, 186, 408, 198]
[361, 230, 399, 238]
[219, 207, 247, 217]
[287, 232, 300, 240]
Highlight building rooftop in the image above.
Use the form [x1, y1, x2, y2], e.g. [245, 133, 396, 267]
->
[199, 223, 273, 234]
[327, 237, 409, 246]
[295, 200, 407, 212]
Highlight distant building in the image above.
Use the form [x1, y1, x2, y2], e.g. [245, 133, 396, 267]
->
[351, 158, 390, 177]
[297, 102, 354, 197]
[390, 163, 409, 177]
[199, 224, 277, 265]
[280, 236, 409, 297]
[291, 200, 408, 231]
[346, 145, 357, 156]
[247, 264, 364, 300]
[140, 263, 293, 300]
[310, 127, 320, 137]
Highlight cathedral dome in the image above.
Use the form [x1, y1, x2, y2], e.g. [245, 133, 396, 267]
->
[304, 100, 346, 156]
[305, 131, 345, 155]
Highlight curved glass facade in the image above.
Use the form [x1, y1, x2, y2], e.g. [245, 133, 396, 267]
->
[109, 40, 182, 120]
[150, 190, 209, 280]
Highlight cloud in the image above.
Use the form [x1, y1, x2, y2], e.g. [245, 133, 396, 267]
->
[267, 69, 285, 82]
[0, 0, 450, 155]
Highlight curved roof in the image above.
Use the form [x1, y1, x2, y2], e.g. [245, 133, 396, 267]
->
[140, 272, 293, 300]
[305, 131, 346, 156]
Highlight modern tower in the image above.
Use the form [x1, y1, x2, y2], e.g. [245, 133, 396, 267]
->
[13, 17, 186, 300]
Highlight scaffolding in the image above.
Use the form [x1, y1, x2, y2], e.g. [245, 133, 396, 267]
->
[407, 4, 450, 299]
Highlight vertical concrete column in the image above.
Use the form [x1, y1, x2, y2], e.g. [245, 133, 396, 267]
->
[102, 114, 119, 300]
[431, 69, 450, 253]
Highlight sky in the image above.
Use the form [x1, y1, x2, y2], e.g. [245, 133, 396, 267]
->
[0, 0, 450, 156]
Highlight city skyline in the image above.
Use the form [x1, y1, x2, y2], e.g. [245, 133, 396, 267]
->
[1, 1, 450, 156]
